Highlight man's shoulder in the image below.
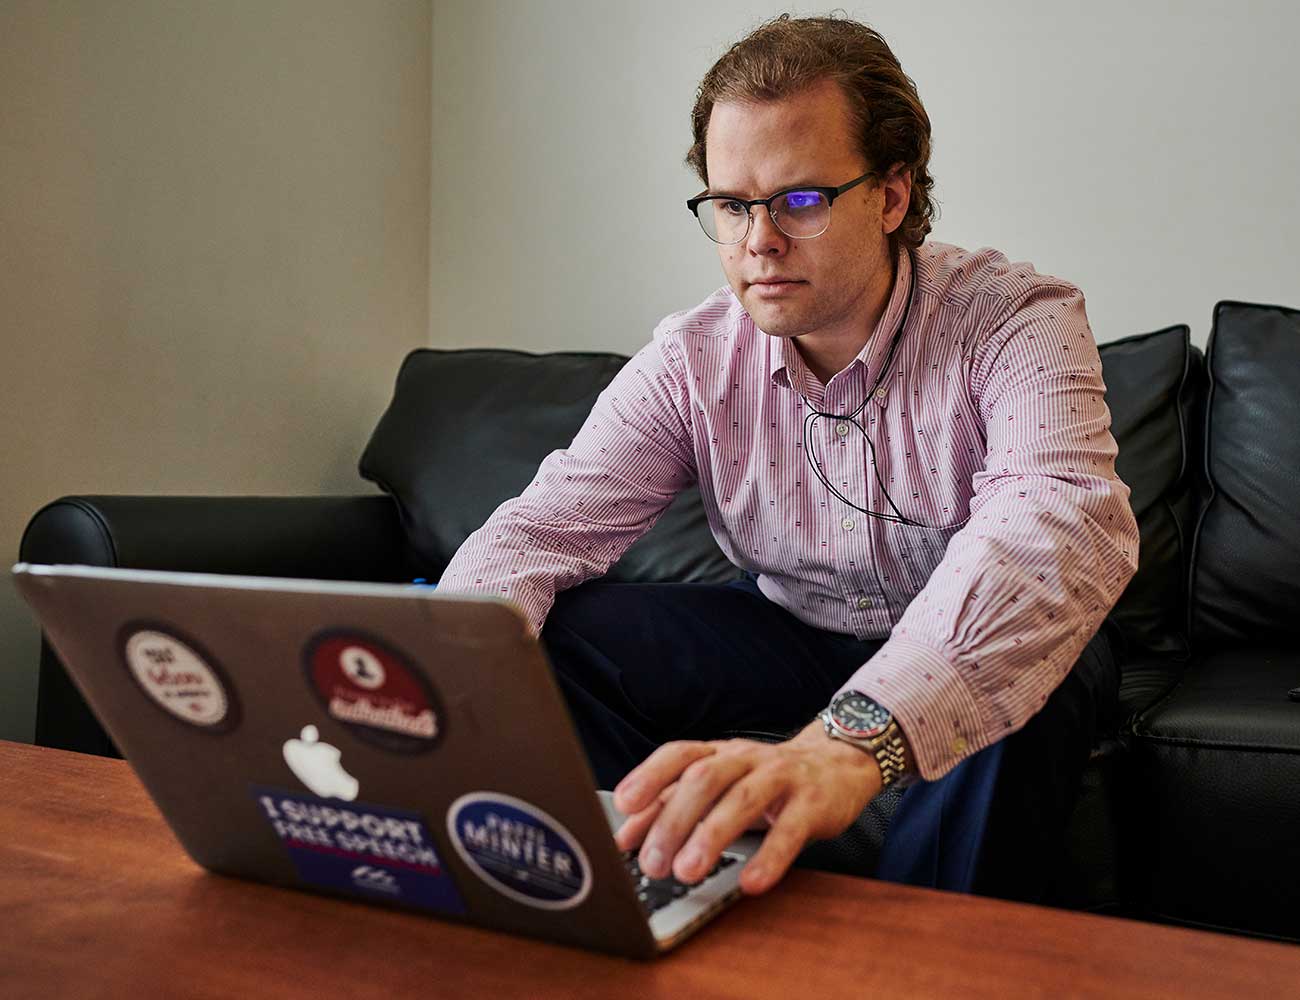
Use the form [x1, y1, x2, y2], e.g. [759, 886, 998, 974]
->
[651, 286, 748, 345]
[914, 240, 1082, 315]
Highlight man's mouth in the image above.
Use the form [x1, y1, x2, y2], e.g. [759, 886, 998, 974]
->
[748, 278, 806, 296]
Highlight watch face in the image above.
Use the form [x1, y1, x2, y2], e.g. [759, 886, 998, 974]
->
[831, 692, 891, 739]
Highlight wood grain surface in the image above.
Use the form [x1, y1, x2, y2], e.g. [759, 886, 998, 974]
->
[2, 740, 1297, 999]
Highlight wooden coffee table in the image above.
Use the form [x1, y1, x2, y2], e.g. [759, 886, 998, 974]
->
[2, 740, 1296, 998]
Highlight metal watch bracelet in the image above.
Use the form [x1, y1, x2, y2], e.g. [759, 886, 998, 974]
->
[820, 710, 911, 789]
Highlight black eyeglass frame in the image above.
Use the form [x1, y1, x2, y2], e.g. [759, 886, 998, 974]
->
[686, 169, 879, 244]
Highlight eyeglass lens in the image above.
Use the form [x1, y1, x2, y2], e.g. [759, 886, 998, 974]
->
[697, 190, 831, 244]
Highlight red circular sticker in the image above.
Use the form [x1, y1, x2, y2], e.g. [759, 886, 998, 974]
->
[303, 630, 442, 754]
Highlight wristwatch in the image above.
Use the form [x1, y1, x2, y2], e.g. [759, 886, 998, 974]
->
[819, 690, 910, 789]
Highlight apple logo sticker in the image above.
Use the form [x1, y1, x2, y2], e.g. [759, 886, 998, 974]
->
[282, 724, 359, 800]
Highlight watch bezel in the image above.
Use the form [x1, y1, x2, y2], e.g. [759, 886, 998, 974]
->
[828, 690, 893, 741]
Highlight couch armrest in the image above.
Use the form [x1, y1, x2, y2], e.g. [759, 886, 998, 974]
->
[18, 494, 411, 757]
[19, 494, 410, 580]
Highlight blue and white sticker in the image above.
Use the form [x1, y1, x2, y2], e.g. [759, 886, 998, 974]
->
[253, 785, 467, 916]
[446, 792, 592, 911]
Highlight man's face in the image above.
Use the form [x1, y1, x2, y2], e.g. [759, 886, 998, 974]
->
[703, 78, 904, 343]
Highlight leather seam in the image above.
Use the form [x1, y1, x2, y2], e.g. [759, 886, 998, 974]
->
[1160, 327, 1194, 656]
[401, 346, 632, 366]
[1131, 733, 1300, 754]
[66, 497, 121, 567]
[19, 496, 117, 566]
[1185, 305, 1220, 643]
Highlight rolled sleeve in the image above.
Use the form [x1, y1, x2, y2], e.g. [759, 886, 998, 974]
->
[438, 333, 696, 635]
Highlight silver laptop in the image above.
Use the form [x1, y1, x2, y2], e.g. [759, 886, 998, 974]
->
[12, 563, 759, 958]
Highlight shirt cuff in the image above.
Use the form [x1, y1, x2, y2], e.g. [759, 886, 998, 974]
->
[835, 636, 986, 781]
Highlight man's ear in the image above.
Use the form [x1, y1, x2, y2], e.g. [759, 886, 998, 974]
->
[880, 162, 912, 236]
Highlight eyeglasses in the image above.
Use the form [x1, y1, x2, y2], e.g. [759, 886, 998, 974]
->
[686, 170, 878, 245]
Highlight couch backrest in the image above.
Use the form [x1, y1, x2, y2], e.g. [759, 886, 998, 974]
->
[358, 348, 739, 585]
[1096, 327, 1201, 659]
[1189, 301, 1300, 645]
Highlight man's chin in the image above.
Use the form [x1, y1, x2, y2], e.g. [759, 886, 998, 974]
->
[740, 295, 807, 337]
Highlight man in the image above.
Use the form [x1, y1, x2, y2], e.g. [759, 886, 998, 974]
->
[440, 15, 1137, 902]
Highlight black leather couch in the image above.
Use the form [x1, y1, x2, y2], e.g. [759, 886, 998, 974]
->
[20, 299, 1300, 943]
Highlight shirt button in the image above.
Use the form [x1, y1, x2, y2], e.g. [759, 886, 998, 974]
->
[841, 518, 855, 531]
[874, 387, 888, 401]
[952, 736, 968, 754]
[835, 422, 850, 437]
[856, 596, 873, 609]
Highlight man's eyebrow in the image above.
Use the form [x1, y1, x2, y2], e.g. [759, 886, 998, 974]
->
[706, 179, 825, 198]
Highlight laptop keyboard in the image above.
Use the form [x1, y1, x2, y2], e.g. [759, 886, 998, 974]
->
[624, 852, 740, 914]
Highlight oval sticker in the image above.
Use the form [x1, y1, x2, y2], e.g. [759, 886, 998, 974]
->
[446, 792, 592, 910]
[303, 630, 442, 754]
[121, 625, 237, 731]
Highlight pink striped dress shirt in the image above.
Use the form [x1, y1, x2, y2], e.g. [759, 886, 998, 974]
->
[440, 240, 1140, 780]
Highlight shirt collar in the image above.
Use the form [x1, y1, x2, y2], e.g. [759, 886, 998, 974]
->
[767, 242, 913, 396]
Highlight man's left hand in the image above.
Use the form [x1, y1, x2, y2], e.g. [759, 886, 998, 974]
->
[612, 719, 882, 895]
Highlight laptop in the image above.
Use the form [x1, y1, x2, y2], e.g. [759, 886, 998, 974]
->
[12, 563, 759, 958]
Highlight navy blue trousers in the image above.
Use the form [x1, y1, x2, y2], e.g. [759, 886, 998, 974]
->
[540, 573, 1118, 904]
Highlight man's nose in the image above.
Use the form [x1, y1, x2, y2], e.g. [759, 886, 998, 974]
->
[745, 206, 787, 256]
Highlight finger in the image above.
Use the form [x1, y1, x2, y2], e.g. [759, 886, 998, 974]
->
[639, 749, 755, 880]
[738, 795, 815, 896]
[761, 792, 789, 829]
[613, 781, 677, 852]
[613, 741, 715, 815]
[673, 764, 789, 883]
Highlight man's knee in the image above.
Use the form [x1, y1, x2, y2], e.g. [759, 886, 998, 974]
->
[965, 627, 1118, 901]
[1006, 626, 1117, 771]
[542, 584, 639, 671]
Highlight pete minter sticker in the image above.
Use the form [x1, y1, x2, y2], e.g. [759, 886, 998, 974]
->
[252, 786, 466, 916]
[302, 629, 442, 754]
[120, 624, 239, 731]
[447, 792, 592, 910]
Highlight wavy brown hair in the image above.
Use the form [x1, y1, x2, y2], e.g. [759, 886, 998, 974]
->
[687, 13, 937, 252]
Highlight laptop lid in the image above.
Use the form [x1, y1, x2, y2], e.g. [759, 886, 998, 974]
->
[13, 563, 669, 957]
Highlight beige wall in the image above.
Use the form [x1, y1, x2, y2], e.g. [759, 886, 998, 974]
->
[0, 0, 432, 742]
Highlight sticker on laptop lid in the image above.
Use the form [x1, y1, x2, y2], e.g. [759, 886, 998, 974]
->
[303, 630, 442, 754]
[447, 792, 592, 910]
[120, 624, 239, 732]
[252, 785, 467, 916]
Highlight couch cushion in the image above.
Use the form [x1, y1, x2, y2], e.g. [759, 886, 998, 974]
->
[1096, 326, 1199, 658]
[1116, 655, 1183, 729]
[1134, 647, 1300, 747]
[1130, 646, 1300, 940]
[1190, 301, 1300, 645]
[358, 348, 738, 584]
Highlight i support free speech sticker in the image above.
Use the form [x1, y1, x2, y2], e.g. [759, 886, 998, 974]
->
[253, 786, 466, 916]
[447, 792, 592, 910]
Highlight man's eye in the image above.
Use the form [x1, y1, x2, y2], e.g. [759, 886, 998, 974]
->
[784, 191, 822, 210]
[720, 200, 747, 216]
